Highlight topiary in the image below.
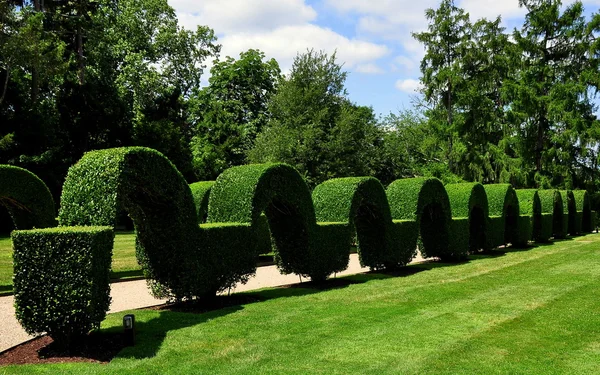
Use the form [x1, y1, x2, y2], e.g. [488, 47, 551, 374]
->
[560, 190, 577, 236]
[446, 182, 489, 254]
[12, 226, 113, 348]
[0, 165, 56, 229]
[189, 181, 215, 223]
[386, 178, 453, 259]
[515, 189, 544, 244]
[572, 190, 592, 233]
[538, 190, 565, 239]
[484, 184, 520, 248]
[312, 177, 416, 270]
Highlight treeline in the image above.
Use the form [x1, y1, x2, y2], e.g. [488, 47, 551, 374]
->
[1, 0, 600, 199]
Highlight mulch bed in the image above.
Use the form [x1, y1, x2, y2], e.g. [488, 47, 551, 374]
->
[0, 332, 124, 366]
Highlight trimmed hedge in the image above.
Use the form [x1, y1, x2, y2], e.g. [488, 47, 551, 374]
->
[208, 163, 340, 281]
[538, 190, 565, 239]
[572, 190, 592, 233]
[560, 190, 577, 235]
[484, 184, 520, 247]
[0, 165, 56, 229]
[446, 183, 489, 254]
[59, 147, 223, 299]
[487, 215, 505, 249]
[12, 226, 113, 347]
[515, 189, 543, 244]
[514, 215, 532, 247]
[449, 217, 470, 256]
[312, 177, 413, 269]
[386, 178, 452, 260]
[189, 181, 215, 223]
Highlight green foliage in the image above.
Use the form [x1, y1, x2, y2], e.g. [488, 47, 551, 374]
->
[538, 189, 565, 239]
[515, 189, 544, 242]
[12, 226, 113, 347]
[248, 50, 381, 187]
[538, 213, 554, 243]
[446, 182, 489, 253]
[189, 181, 214, 223]
[484, 184, 520, 247]
[572, 190, 592, 233]
[189, 49, 281, 180]
[560, 190, 577, 235]
[513, 215, 532, 247]
[312, 177, 411, 269]
[208, 163, 333, 280]
[486, 215, 505, 249]
[449, 217, 470, 257]
[58, 147, 214, 299]
[386, 177, 452, 259]
[0, 164, 55, 229]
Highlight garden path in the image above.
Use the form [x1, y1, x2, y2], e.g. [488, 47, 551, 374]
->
[0, 252, 426, 352]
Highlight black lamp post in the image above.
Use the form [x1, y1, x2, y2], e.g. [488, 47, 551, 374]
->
[123, 314, 135, 346]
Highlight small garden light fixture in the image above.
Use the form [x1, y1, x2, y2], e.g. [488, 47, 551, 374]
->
[123, 314, 135, 346]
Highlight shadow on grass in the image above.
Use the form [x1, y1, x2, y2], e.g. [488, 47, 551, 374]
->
[0, 284, 12, 296]
[110, 269, 144, 280]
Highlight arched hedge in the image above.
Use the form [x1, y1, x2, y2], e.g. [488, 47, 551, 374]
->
[386, 178, 453, 259]
[189, 181, 215, 224]
[445, 182, 489, 255]
[515, 189, 552, 244]
[208, 163, 349, 281]
[572, 190, 592, 233]
[560, 190, 577, 235]
[538, 190, 565, 239]
[312, 177, 417, 270]
[484, 184, 520, 248]
[0, 165, 55, 229]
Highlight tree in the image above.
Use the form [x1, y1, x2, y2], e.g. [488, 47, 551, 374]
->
[189, 49, 281, 180]
[248, 49, 381, 187]
[506, 0, 600, 187]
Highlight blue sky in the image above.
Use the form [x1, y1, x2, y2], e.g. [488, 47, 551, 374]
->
[170, 0, 600, 117]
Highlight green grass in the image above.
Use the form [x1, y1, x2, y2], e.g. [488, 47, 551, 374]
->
[0, 231, 141, 295]
[3, 234, 600, 374]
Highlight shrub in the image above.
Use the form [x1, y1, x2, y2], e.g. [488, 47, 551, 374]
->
[312, 177, 412, 269]
[515, 189, 540, 246]
[560, 190, 577, 235]
[208, 163, 336, 281]
[446, 183, 489, 254]
[12, 226, 113, 347]
[572, 190, 592, 233]
[449, 217, 470, 257]
[484, 184, 520, 247]
[592, 211, 598, 232]
[513, 215, 532, 248]
[538, 190, 565, 239]
[58, 147, 222, 299]
[189, 181, 215, 223]
[486, 215, 505, 249]
[0, 165, 56, 229]
[386, 178, 452, 260]
[390, 220, 419, 266]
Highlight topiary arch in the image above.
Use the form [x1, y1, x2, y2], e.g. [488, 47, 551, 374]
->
[572, 190, 592, 233]
[0, 165, 55, 230]
[446, 182, 489, 254]
[538, 190, 565, 239]
[386, 178, 452, 260]
[560, 190, 577, 236]
[484, 184, 520, 248]
[312, 177, 417, 270]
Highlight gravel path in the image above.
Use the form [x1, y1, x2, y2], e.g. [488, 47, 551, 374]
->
[0, 252, 426, 352]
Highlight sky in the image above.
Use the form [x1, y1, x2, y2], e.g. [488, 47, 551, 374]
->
[169, 0, 600, 117]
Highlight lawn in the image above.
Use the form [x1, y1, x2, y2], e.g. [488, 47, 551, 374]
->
[0, 232, 141, 295]
[2, 233, 600, 374]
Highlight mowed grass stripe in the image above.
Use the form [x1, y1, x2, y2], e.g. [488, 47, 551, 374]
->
[2, 234, 600, 374]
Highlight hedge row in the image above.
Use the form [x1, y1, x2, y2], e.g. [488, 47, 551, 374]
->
[9, 147, 598, 346]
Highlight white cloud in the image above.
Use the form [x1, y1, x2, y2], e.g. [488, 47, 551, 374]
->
[218, 24, 390, 73]
[172, 0, 316, 33]
[355, 63, 385, 74]
[461, 0, 524, 21]
[395, 79, 423, 93]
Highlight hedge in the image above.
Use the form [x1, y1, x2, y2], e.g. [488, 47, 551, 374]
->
[514, 215, 533, 247]
[208, 163, 346, 281]
[12, 226, 113, 347]
[446, 182, 489, 254]
[59, 147, 220, 300]
[484, 184, 520, 247]
[0, 165, 56, 229]
[386, 178, 452, 260]
[515, 189, 543, 244]
[189, 181, 215, 223]
[560, 190, 577, 235]
[538, 190, 565, 239]
[572, 190, 592, 233]
[312, 177, 414, 270]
